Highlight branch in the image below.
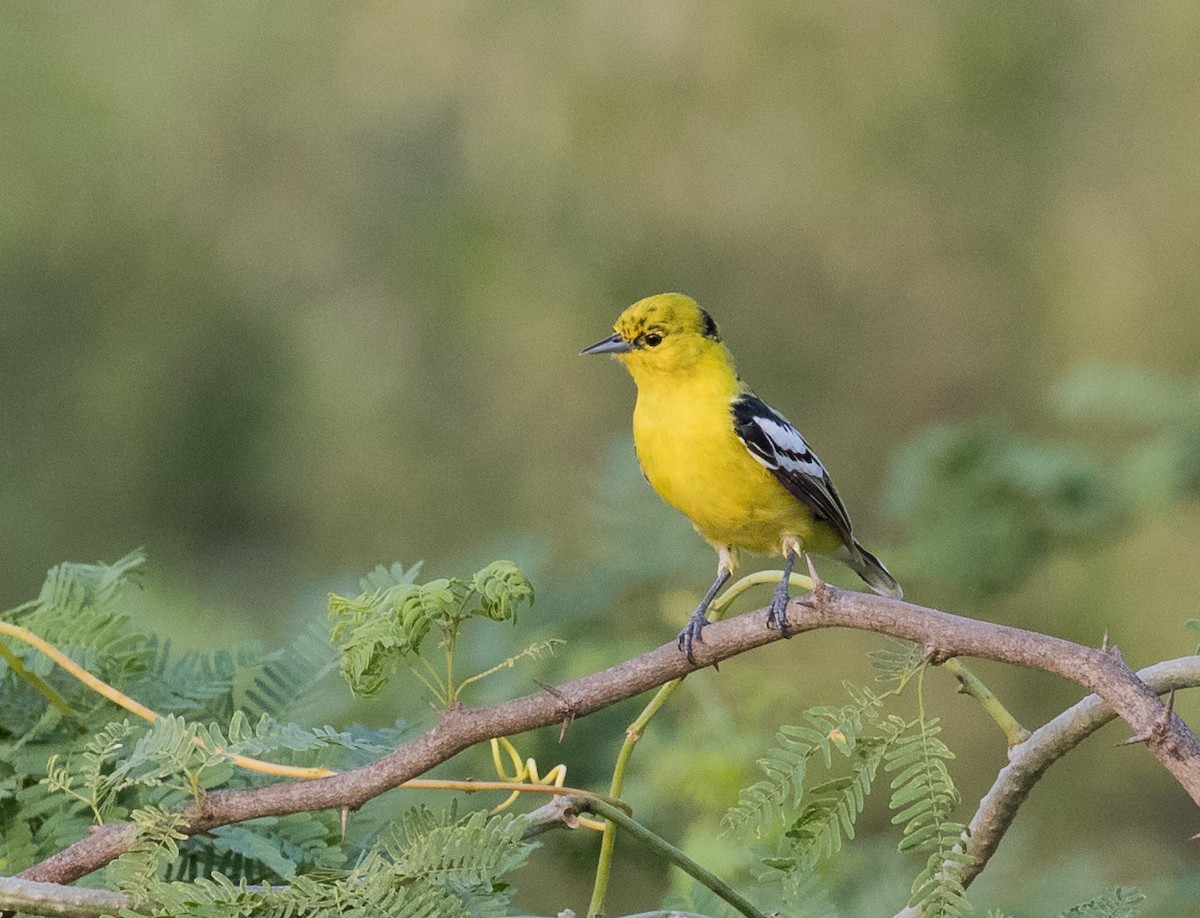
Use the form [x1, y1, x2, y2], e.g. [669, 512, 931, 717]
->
[19, 586, 1200, 887]
[892, 656, 1200, 918]
[0, 875, 130, 918]
[0, 870, 714, 918]
[941, 657, 1031, 746]
[964, 655, 1200, 885]
[579, 797, 766, 918]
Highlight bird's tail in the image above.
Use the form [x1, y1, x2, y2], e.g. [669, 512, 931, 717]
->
[847, 541, 903, 600]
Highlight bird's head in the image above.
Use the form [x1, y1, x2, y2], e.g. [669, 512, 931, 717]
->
[580, 293, 728, 382]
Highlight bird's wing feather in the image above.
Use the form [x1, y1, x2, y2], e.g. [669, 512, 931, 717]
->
[731, 394, 856, 548]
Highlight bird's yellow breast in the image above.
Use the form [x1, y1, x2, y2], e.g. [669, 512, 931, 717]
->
[630, 370, 828, 556]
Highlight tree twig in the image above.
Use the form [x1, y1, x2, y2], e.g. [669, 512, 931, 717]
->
[891, 655, 1200, 918]
[941, 658, 1031, 746]
[18, 587, 1200, 887]
[587, 568, 801, 917]
[0, 875, 131, 918]
[578, 797, 767, 918]
[963, 656, 1200, 885]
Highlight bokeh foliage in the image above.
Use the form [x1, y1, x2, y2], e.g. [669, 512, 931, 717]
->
[5, 3, 1200, 599]
[3, 3, 1200, 915]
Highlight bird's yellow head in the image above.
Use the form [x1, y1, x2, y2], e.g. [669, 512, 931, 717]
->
[580, 293, 730, 383]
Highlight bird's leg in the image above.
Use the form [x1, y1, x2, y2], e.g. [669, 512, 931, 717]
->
[767, 546, 799, 635]
[677, 569, 729, 665]
[677, 551, 734, 665]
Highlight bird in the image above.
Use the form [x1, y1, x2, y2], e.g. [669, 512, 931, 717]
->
[581, 292, 901, 663]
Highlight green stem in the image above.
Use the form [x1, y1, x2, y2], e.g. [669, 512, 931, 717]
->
[410, 656, 449, 707]
[588, 680, 679, 918]
[942, 658, 1031, 746]
[0, 639, 72, 714]
[457, 639, 567, 696]
[587, 570, 811, 918]
[445, 630, 457, 705]
[581, 798, 767, 918]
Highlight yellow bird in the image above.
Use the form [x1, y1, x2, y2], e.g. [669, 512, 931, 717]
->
[582, 293, 901, 662]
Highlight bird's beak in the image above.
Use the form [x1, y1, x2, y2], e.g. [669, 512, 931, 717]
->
[580, 332, 634, 356]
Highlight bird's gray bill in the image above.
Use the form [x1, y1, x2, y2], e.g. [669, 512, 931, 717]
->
[580, 333, 634, 356]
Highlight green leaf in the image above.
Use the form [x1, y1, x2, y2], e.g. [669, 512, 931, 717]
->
[360, 561, 424, 593]
[884, 419, 1126, 598]
[1057, 885, 1145, 918]
[471, 561, 535, 623]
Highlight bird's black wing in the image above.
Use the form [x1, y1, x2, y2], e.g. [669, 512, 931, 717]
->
[731, 393, 856, 548]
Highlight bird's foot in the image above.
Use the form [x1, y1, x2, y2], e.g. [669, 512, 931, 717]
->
[766, 582, 790, 636]
[677, 611, 710, 665]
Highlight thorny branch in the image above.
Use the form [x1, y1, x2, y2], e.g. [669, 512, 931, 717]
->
[963, 657, 1200, 885]
[14, 587, 1200, 902]
[892, 656, 1200, 918]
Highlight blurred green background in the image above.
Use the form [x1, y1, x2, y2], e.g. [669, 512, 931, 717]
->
[3, 3, 1200, 915]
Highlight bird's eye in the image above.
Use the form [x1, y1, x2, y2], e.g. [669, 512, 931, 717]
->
[644, 333, 663, 347]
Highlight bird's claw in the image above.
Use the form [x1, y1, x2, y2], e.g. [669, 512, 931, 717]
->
[766, 584, 790, 636]
[677, 612, 710, 665]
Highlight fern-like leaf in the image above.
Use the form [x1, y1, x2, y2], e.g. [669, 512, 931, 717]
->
[871, 639, 926, 691]
[0, 817, 37, 875]
[471, 560, 535, 623]
[386, 806, 531, 891]
[30, 550, 145, 621]
[360, 561, 424, 592]
[783, 715, 907, 871]
[780, 868, 840, 918]
[1057, 885, 1145, 918]
[724, 691, 884, 837]
[44, 720, 139, 822]
[328, 578, 458, 696]
[7, 551, 149, 721]
[329, 562, 537, 701]
[327, 581, 434, 697]
[886, 715, 972, 917]
[106, 805, 188, 902]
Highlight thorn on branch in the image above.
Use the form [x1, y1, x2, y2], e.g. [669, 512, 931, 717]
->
[1118, 730, 1151, 747]
[1119, 689, 1179, 749]
[805, 553, 827, 600]
[922, 643, 956, 666]
[1101, 629, 1109, 652]
[534, 680, 577, 741]
[794, 554, 829, 610]
[340, 806, 349, 842]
